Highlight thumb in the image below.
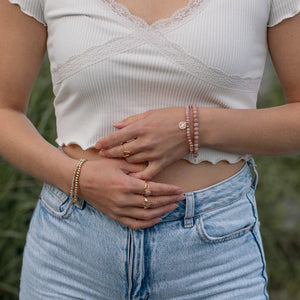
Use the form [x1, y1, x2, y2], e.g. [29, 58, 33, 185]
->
[113, 112, 147, 129]
[129, 161, 162, 181]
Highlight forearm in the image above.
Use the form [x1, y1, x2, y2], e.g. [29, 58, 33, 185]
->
[199, 102, 300, 156]
[0, 108, 77, 193]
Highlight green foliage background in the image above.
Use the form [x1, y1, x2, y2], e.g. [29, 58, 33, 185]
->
[0, 56, 299, 300]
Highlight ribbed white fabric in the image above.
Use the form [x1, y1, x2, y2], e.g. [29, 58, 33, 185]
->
[8, 0, 300, 164]
[9, 0, 46, 26]
[268, 0, 300, 26]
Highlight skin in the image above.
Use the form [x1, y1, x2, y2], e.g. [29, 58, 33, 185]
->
[0, 0, 299, 230]
[114, 0, 190, 25]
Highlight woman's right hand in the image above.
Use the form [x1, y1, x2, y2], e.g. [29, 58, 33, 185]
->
[78, 158, 185, 230]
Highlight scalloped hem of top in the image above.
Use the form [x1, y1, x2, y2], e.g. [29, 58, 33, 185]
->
[181, 156, 250, 165]
[182, 151, 251, 164]
[267, 8, 300, 27]
[8, 0, 47, 26]
[57, 140, 97, 151]
[56, 139, 251, 165]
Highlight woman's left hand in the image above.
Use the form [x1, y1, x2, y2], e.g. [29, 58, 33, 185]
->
[95, 107, 190, 180]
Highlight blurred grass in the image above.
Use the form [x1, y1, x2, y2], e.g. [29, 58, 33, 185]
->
[0, 55, 299, 300]
[0, 56, 55, 300]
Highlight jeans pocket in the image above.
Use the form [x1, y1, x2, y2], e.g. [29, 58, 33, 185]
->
[39, 183, 76, 219]
[196, 189, 256, 243]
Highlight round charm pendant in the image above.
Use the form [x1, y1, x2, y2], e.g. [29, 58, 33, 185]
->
[179, 121, 187, 130]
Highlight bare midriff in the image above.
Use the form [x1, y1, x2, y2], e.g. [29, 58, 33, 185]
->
[62, 145, 246, 193]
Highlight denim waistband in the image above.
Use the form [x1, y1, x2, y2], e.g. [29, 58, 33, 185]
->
[160, 158, 258, 227]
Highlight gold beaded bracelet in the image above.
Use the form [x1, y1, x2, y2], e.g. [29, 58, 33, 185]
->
[70, 158, 87, 205]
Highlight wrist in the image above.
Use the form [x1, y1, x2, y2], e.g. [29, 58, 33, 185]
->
[198, 107, 214, 148]
[181, 106, 213, 150]
[56, 155, 78, 194]
[191, 104, 199, 157]
[70, 158, 88, 204]
[176, 107, 192, 154]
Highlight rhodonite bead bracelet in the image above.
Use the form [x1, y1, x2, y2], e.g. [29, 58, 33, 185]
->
[178, 105, 193, 153]
[185, 105, 194, 153]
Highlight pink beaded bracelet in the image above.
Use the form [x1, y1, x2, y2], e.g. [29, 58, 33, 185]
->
[192, 104, 199, 158]
[178, 105, 193, 153]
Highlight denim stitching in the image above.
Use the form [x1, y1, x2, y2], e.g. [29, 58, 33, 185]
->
[246, 192, 269, 299]
[148, 229, 153, 300]
[44, 183, 68, 203]
[196, 216, 254, 244]
[39, 192, 73, 219]
[43, 183, 85, 209]
[127, 229, 134, 299]
[249, 229, 269, 299]
[184, 193, 195, 228]
[144, 228, 152, 300]
[247, 157, 259, 190]
[197, 190, 249, 215]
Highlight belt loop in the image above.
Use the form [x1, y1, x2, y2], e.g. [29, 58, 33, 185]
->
[184, 192, 195, 228]
[247, 158, 259, 190]
[74, 197, 85, 209]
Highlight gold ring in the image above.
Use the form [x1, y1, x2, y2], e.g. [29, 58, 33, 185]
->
[143, 180, 152, 196]
[143, 197, 152, 209]
[121, 143, 132, 158]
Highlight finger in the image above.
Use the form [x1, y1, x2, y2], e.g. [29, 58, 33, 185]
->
[95, 128, 136, 150]
[127, 193, 185, 209]
[113, 112, 146, 129]
[127, 176, 183, 195]
[125, 152, 154, 164]
[117, 216, 162, 230]
[100, 140, 143, 159]
[99, 144, 125, 158]
[119, 160, 147, 174]
[131, 161, 163, 180]
[121, 202, 178, 221]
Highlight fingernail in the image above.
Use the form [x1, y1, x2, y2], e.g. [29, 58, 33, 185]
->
[113, 121, 122, 126]
[176, 189, 184, 194]
[154, 218, 162, 224]
[178, 194, 185, 200]
[170, 204, 178, 210]
[99, 150, 106, 156]
[95, 142, 102, 149]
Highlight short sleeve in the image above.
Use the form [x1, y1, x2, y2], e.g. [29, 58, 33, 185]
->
[8, 0, 46, 26]
[268, 0, 300, 27]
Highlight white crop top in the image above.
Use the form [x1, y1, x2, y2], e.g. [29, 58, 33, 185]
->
[9, 0, 300, 164]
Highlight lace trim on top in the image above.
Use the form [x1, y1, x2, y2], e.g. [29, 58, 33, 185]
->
[52, 35, 144, 86]
[52, 31, 260, 92]
[52, 0, 261, 91]
[103, 0, 204, 30]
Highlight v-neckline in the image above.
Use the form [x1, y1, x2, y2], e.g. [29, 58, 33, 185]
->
[102, 0, 204, 30]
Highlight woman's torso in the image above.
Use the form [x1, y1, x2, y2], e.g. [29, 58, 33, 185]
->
[61, 0, 249, 192]
[59, 0, 254, 191]
[50, 0, 268, 166]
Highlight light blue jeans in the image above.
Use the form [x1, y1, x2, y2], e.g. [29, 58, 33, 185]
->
[20, 159, 269, 299]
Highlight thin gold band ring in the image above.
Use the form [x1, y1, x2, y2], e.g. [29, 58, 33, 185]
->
[143, 197, 152, 209]
[121, 143, 133, 158]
